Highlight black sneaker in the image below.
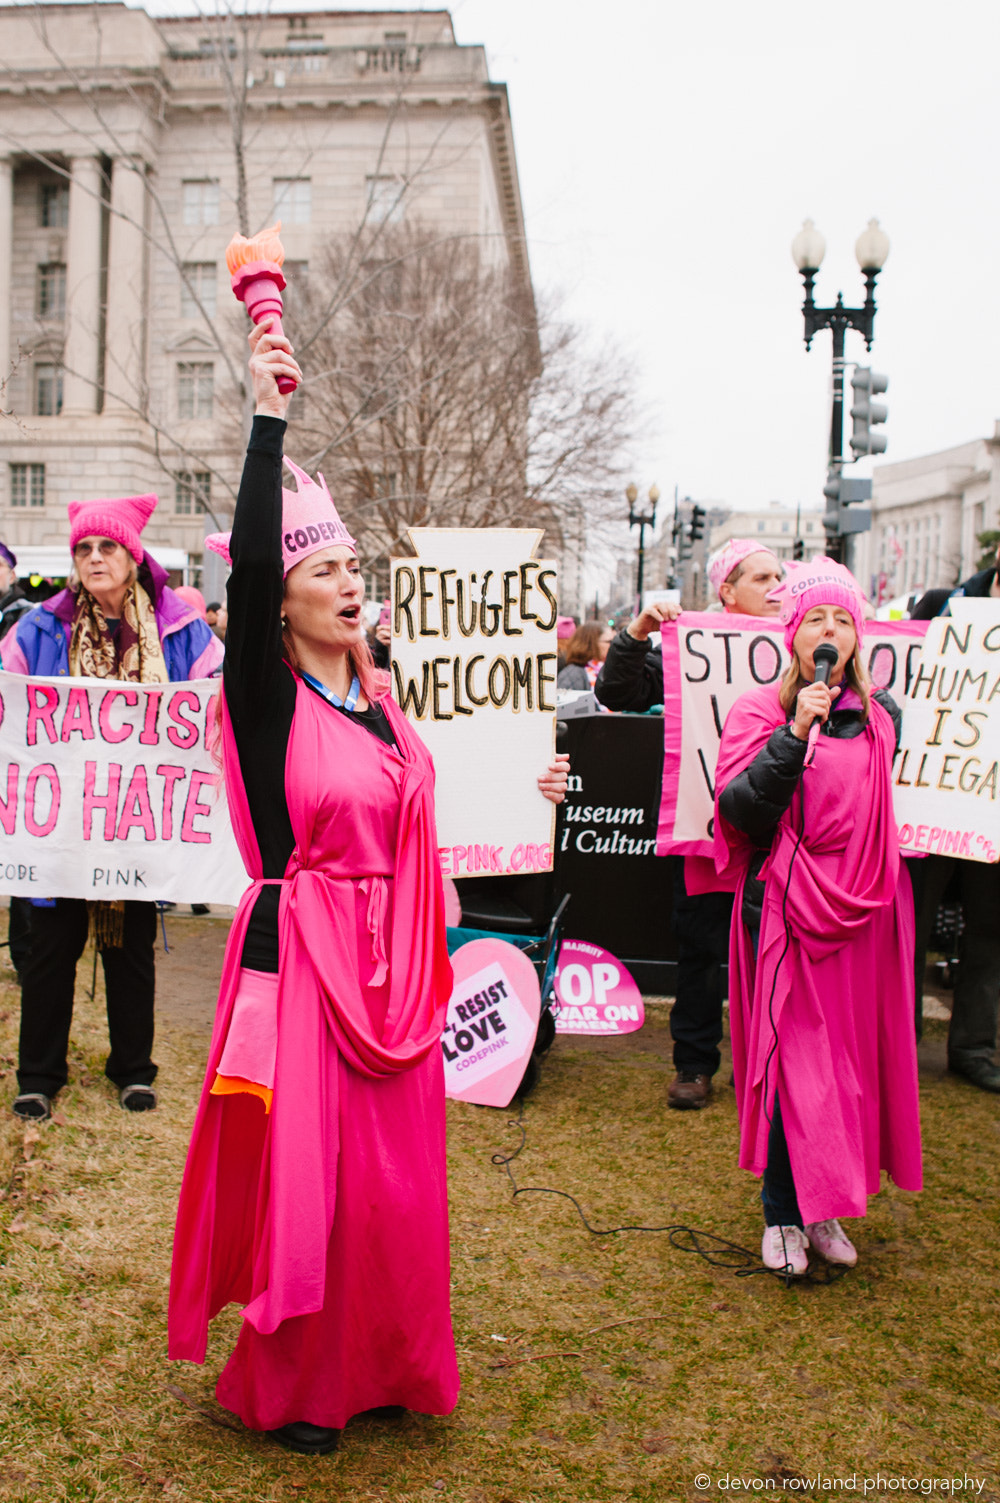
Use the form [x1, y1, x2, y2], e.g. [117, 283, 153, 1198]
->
[268, 1421, 341, 1455]
[119, 1085, 157, 1113]
[12, 1093, 51, 1121]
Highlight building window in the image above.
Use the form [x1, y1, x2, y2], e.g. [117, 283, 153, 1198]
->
[182, 180, 220, 227]
[37, 263, 66, 319]
[34, 364, 62, 417]
[756, 520, 765, 533]
[781, 521, 789, 533]
[177, 362, 214, 419]
[273, 178, 311, 224]
[365, 175, 404, 225]
[805, 521, 814, 532]
[180, 263, 217, 319]
[39, 182, 69, 228]
[175, 470, 211, 515]
[10, 463, 45, 508]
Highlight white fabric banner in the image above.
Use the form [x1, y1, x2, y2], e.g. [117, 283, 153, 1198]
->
[0, 670, 248, 904]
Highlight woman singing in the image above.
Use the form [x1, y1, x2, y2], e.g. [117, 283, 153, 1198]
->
[713, 558, 921, 1277]
[169, 325, 565, 1452]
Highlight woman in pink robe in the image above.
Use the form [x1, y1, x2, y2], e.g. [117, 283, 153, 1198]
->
[713, 559, 921, 1277]
[167, 329, 459, 1452]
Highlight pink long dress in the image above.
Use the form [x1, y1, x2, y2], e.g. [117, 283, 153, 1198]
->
[168, 681, 459, 1430]
[713, 684, 922, 1224]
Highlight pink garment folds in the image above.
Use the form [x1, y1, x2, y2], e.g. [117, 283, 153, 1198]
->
[714, 685, 922, 1224]
[168, 681, 459, 1430]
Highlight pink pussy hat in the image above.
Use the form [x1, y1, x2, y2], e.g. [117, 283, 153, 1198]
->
[205, 458, 356, 577]
[68, 493, 158, 564]
[767, 555, 867, 651]
[707, 537, 780, 598]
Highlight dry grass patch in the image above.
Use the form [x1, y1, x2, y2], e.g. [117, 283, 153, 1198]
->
[0, 917, 996, 1502]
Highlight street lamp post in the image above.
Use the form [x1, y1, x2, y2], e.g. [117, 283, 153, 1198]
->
[627, 481, 659, 613]
[792, 218, 890, 561]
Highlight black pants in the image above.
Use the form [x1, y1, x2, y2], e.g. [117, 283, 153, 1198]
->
[7, 896, 34, 973]
[17, 899, 158, 1097]
[909, 855, 1000, 1063]
[670, 862, 734, 1077]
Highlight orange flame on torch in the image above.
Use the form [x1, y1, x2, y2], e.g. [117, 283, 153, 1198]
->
[225, 221, 286, 275]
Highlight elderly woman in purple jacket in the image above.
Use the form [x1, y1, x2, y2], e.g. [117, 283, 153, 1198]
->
[1, 494, 222, 1121]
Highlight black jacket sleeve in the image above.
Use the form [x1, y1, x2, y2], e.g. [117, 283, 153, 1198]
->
[718, 723, 807, 841]
[223, 414, 288, 728]
[595, 629, 664, 712]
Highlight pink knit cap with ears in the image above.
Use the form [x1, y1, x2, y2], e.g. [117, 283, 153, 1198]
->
[707, 537, 780, 598]
[68, 494, 158, 564]
[205, 459, 356, 577]
[767, 555, 867, 651]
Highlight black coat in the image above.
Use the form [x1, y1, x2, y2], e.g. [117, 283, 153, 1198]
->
[911, 564, 997, 621]
[594, 628, 664, 712]
[0, 584, 30, 643]
[718, 688, 902, 930]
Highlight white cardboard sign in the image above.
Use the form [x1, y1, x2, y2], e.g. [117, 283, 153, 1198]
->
[892, 598, 1000, 863]
[0, 670, 248, 903]
[391, 528, 558, 877]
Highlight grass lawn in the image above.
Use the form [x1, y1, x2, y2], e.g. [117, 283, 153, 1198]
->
[0, 917, 996, 1503]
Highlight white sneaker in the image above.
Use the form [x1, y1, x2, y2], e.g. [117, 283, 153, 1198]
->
[803, 1218, 857, 1267]
[761, 1224, 810, 1275]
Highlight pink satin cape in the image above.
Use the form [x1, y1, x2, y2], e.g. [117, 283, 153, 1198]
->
[168, 680, 459, 1428]
[713, 685, 922, 1223]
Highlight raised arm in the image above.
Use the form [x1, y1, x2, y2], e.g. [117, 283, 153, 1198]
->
[223, 325, 303, 730]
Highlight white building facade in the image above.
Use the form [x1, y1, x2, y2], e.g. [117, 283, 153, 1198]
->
[0, 5, 531, 583]
[855, 427, 1000, 602]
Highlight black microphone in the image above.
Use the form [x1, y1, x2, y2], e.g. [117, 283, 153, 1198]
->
[804, 642, 840, 758]
[811, 641, 839, 685]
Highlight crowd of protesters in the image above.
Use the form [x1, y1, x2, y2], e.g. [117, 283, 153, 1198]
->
[0, 447, 996, 1433]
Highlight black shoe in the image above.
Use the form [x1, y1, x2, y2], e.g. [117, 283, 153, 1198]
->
[268, 1421, 341, 1455]
[667, 1071, 713, 1110]
[119, 1085, 157, 1112]
[190, 904, 210, 915]
[949, 1057, 1000, 1093]
[355, 1405, 406, 1420]
[12, 1093, 51, 1121]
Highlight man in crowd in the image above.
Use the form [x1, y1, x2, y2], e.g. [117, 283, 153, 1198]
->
[908, 540, 1000, 1093]
[596, 539, 783, 1109]
[0, 544, 30, 643]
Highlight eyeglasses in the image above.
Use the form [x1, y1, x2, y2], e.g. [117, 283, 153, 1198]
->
[72, 539, 121, 560]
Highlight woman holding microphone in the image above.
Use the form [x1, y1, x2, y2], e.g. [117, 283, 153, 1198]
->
[713, 558, 921, 1277]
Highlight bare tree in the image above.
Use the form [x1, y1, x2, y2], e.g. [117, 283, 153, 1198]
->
[286, 225, 638, 585]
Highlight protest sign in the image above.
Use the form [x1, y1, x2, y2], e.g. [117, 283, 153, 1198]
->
[0, 670, 247, 904]
[442, 937, 540, 1107]
[553, 939, 644, 1035]
[656, 613, 928, 860]
[391, 528, 558, 876]
[892, 598, 1000, 863]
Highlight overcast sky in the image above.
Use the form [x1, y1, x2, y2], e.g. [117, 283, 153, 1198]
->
[133, 0, 1000, 524]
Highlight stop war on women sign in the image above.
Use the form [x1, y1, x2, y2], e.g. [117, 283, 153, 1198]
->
[0, 670, 248, 904]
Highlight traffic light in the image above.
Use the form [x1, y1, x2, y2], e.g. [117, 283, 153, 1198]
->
[792, 537, 805, 561]
[849, 368, 888, 458]
[823, 473, 872, 537]
[689, 504, 706, 543]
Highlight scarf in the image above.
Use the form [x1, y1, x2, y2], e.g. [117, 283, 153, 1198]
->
[69, 582, 169, 944]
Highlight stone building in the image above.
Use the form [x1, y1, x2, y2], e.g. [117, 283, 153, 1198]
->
[853, 427, 1000, 602]
[0, 4, 532, 584]
[708, 502, 825, 569]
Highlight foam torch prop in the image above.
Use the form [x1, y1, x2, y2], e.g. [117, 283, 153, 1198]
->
[225, 222, 298, 394]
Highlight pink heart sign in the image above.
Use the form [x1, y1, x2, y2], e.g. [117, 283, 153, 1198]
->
[554, 940, 644, 1035]
[442, 938, 540, 1108]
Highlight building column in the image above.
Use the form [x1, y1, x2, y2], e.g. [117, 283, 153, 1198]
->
[0, 158, 12, 392]
[104, 155, 148, 414]
[61, 154, 104, 415]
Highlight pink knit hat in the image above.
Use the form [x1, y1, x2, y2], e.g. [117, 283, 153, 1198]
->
[205, 458, 356, 576]
[767, 556, 867, 651]
[68, 494, 157, 564]
[707, 537, 780, 597]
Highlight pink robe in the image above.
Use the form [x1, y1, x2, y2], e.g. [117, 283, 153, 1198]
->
[714, 685, 922, 1223]
[168, 681, 459, 1430]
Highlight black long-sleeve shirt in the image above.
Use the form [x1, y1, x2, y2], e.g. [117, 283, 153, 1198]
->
[225, 416, 394, 971]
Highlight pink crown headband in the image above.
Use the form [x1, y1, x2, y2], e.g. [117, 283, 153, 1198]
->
[205, 458, 356, 577]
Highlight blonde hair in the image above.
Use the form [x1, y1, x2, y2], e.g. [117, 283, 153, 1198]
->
[779, 642, 871, 723]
